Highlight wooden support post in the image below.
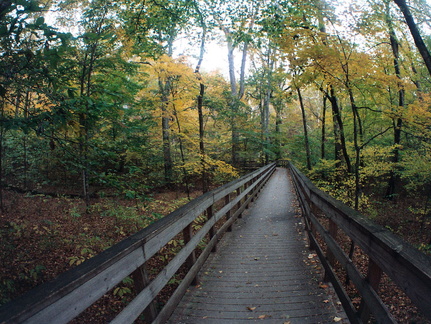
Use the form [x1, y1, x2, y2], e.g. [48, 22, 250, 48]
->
[225, 194, 232, 232]
[182, 224, 198, 285]
[131, 263, 158, 322]
[324, 218, 338, 282]
[251, 180, 256, 203]
[359, 258, 383, 323]
[236, 187, 242, 218]
[207, 205, 216, 252]
[308, 201, 319, 251]
[244, 181, 249, 208]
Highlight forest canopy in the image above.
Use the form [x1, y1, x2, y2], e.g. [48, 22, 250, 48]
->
[1, 0, 431, 239]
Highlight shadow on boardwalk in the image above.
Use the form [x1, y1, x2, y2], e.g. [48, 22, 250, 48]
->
[169, 168, 347, 323]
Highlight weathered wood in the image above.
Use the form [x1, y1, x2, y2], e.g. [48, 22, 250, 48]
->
[289, 162, 431, 321]
[225, 194, 232, 232]
[182, 224, 197, 285]
[307, 228, 361, 324]
[207, 205, 216, 252]
[131, 263, 158, 322]
[324, 218, 338, 282]
[0, 164, 275, 323]
[236, 187, 242, 218]
[306, 206, 395, 323]
[169, 168, 343, 323]
[359, 258, 383, 323]
[25, 248, 146, 324]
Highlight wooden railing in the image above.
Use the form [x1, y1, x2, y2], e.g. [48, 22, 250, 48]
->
[288, 162, 431, 323]
[0, 163, 276, 324]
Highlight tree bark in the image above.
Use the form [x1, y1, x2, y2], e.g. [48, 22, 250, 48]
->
[159, 78, 173, 183]
[386, 2, 404, 199]
[328, 87, 352, 172]
[193, 2, 208, 193]
[393, 0, 431, 76]
[297, 87, 312, 170]
[321, 95, 327, 160]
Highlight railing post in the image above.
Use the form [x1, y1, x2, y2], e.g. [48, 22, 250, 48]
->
[244, 181, 250, 208]
[207, 205, 217, 252]
[182, 224, 198, 285]
[236, 187, 242, 218]
[250, 177, 256, 203]
[307, 199, 319, 251]
[225, 194, 232, 232]
[324, 218, 338, 282]
[359, 258, 383, 322]
[131, 262, 158, 322]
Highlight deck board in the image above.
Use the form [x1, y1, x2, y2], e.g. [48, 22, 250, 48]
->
[168, 168, 346, 323]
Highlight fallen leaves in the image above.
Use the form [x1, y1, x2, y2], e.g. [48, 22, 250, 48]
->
[246, 306, 256, 311]
[333, 316, 342, 322]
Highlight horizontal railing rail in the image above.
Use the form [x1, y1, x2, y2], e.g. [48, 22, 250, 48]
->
[288, 162, 431, 323]
[0, 163, 276, 324]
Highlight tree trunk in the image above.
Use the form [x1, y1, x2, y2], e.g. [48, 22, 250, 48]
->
[386, 2, 404, 199]
[193, 4, 208, 193]
[275, 104, 282, 160]
[262, 47, 274, 164]
[328, 87, 352, 172]
[172, 102, 190, 199]
[225, 34, 240, 166]
[159, 78, 173, 183]
[297, 87, 312, 170]
[0, 98, 4, 212]
[347, 87, 361, 210]
[321, 95, 327, 160]
[394, 0, 431, 76]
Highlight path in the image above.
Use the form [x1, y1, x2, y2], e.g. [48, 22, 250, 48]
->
[168, 168, 345, 323]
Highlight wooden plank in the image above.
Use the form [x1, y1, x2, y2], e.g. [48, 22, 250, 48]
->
[306, 201, 396, 323]
[131, 263, 158, 322]
[0, 163, 276, 324]
[111, 204, 224, 323]
[154, 202, 243, 324]
[24, 248, 145, 324]
[359, 258, 383, 323]
[307, 230, 361, 324]
[225, 194, 232, 232]
[182, 224, 197, 285]
[289, 163, 431, 319]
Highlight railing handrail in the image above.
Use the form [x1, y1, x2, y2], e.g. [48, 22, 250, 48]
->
[0, 163, 276, 324]
[288, 162, 431, 323]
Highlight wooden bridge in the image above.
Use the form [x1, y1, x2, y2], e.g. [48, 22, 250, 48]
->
[1, 162, 431, 323]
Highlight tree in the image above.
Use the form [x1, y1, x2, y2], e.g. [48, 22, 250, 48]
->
[393, 0, 431, 76]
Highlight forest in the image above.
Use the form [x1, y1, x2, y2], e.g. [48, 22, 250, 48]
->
[1, 0, 431, 318]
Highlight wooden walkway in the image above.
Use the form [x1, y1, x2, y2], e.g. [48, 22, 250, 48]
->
[168, 168, 345, 323]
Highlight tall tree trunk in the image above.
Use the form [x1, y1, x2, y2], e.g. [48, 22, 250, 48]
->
[172, 103, 190, 199]
[194, 4, 208, 193]
[225, 34, 240, 166]
[262, 47, 274, 164]
[0, 98, 4, 212]
[321, 95, 327, 160]
[386, 2, 405, 199]
[348, 87, 361, 210]
[297, 87, 312, 170]
[159, 78, 173, 183]
[394, 0, 431, 76]
[220, 3, 258, 166]
[275, 104, 282, 160]
[328, 87, 352, 172]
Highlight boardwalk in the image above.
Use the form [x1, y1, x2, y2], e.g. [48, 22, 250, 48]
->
[169, 168, 345, 323]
